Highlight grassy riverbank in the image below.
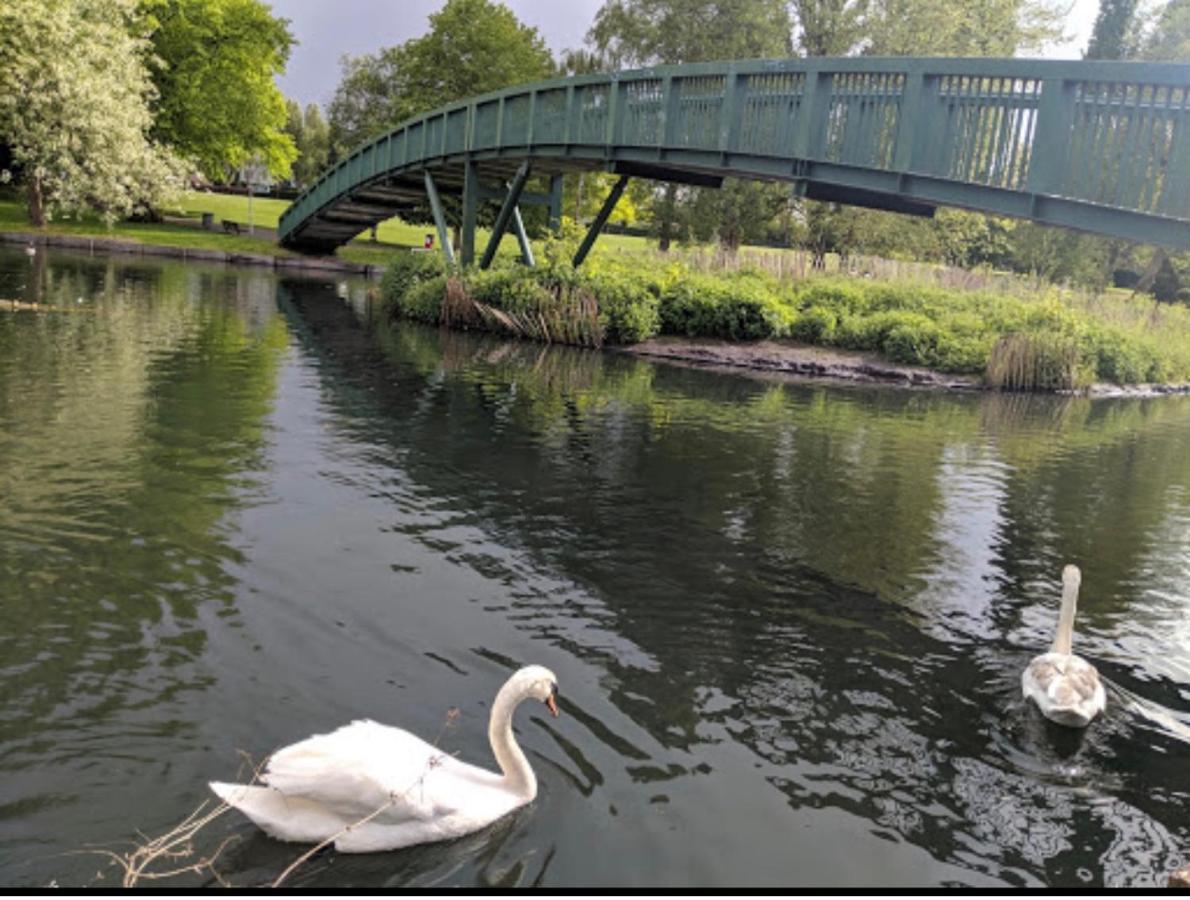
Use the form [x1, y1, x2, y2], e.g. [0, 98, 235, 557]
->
[379, 245, 1190, 390]
[0, 192, 567, 268]
[5, 190, 1187, 389]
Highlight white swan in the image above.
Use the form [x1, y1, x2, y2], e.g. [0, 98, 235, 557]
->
[1021, 565, 1105, 727]
[210, 665, 559, 853]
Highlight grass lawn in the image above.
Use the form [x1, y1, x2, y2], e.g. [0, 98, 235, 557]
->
[0, 194, 299, 257]
[0, 189, 671, 268]
[174, 190, 586, 263]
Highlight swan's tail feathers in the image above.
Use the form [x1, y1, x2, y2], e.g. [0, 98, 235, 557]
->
[209, 781, 345, 844]
[210, 780, 250, 807]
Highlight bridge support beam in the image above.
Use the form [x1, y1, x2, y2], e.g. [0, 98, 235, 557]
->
[461, 159, 479, 267]
[511, 206, 535, 267]
[423, 171, 455, 266]
[548, 175, 564, 233]
[573, 175, 629, 268]
[480, 161, 532, 270]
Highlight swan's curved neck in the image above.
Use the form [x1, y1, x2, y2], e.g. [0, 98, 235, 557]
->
[1051, 569, 1080, 655]
[488, 676, 537, 799]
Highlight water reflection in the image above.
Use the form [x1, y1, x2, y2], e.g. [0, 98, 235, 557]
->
[0, 251, 287, 874]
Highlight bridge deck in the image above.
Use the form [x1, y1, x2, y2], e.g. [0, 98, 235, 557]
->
[279, 56, 1190, 257]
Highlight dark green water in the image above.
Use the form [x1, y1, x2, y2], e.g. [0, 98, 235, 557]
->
[0, 247, 1187, 888]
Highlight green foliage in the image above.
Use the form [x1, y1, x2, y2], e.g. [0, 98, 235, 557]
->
[586, 269, 661, 343]
[659, 273, 794, 340]
[789, 305, 838, 343]
[379, 252, 446, 312]
[861, 0, 1066, 56]
[465, 267, 553, 311]
[1138, 0, 1190, 59]
[146, 0, 297, 180]
[328, 0, 554, 156]
[681, 179, 795, 251]
[0, 0, 185, 225]
[587, 0, 792, 68]
[284, 100, 330, 188]
[1085, 0, 1142, 58]
[400, 0, 555, 111]
[792, 0, 869, 54]
[396, 274, 450, 324]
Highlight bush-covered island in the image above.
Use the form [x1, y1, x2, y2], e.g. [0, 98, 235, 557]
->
[379, 233, 1190, 393]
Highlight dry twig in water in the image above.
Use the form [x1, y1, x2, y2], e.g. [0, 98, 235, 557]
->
[69, 750, 268, 888]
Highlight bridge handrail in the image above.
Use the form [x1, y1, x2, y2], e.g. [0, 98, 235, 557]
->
[279, 55, 1190, 246]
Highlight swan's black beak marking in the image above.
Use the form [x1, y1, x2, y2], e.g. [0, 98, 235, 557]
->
[545, 682, 559, 717]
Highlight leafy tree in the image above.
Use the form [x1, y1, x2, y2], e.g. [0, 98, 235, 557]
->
[0, 0, 185, 225]
[284, 100, 330, 188]
[399, 0, 555, 110]
[1085, 0, 1142, 58]
[932, 210, 1014, 269]
[1138, 0, 1190, 59]
[680, 178, 795, 250]
[861, 0, 1065, 56]
[145, 0, 297, 180]
[327, 47, 413, 158]
[328, 0, 554, 155]
[791, 0, 870, 55]
[588, 0, 792, 66]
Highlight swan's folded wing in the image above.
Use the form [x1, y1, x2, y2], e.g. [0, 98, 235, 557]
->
[1025, 653, 1103, 708]
[261, 720, 460, 823]
[1058, 656, 1102, 704]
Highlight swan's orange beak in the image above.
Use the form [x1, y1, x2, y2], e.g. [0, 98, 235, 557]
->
[546, 691, 559, 717]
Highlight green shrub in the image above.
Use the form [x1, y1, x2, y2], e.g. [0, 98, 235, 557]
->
[1087, 328, 1160, 384]
[380, 251, 445, 310]
[881, 319, 943, 367]
[835, 310, 927, 351]
[659, 274, 790, 340]
[789, 305, 838, 343]
[932, 333, 993, 374]
[585, 270, 660, 344]
[397, 274, 448, 324]
[465, 267, 552, 312]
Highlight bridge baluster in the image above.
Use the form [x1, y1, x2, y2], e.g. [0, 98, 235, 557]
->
[1026, 77, 1077, 198]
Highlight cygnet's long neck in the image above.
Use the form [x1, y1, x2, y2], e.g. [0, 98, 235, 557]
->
[1051, 565, 1081, 656]
[487, 673, 537, 799]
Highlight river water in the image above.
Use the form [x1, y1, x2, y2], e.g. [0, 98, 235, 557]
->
[0, 246, 1187, 888]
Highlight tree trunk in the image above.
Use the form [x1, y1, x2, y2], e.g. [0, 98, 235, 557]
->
[658, 183, 676, 252]
[27, 176, 45, 227]
[1131, 247, 1168, 298]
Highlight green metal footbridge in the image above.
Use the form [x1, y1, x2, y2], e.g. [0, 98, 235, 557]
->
[278, 57, 1190, 264]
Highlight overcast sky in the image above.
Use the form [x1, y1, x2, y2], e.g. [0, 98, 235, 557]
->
[269, 0, 1099, 110]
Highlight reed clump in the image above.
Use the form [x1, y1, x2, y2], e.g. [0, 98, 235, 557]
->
[986, 333, 1081, 391]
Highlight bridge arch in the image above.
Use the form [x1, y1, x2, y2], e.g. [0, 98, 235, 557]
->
[278, 57, 1190, 263]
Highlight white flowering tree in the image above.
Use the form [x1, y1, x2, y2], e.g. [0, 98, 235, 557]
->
[0, 0, 186, 225]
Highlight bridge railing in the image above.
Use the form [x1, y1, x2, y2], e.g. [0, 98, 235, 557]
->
[279, 57, 1190, 245]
